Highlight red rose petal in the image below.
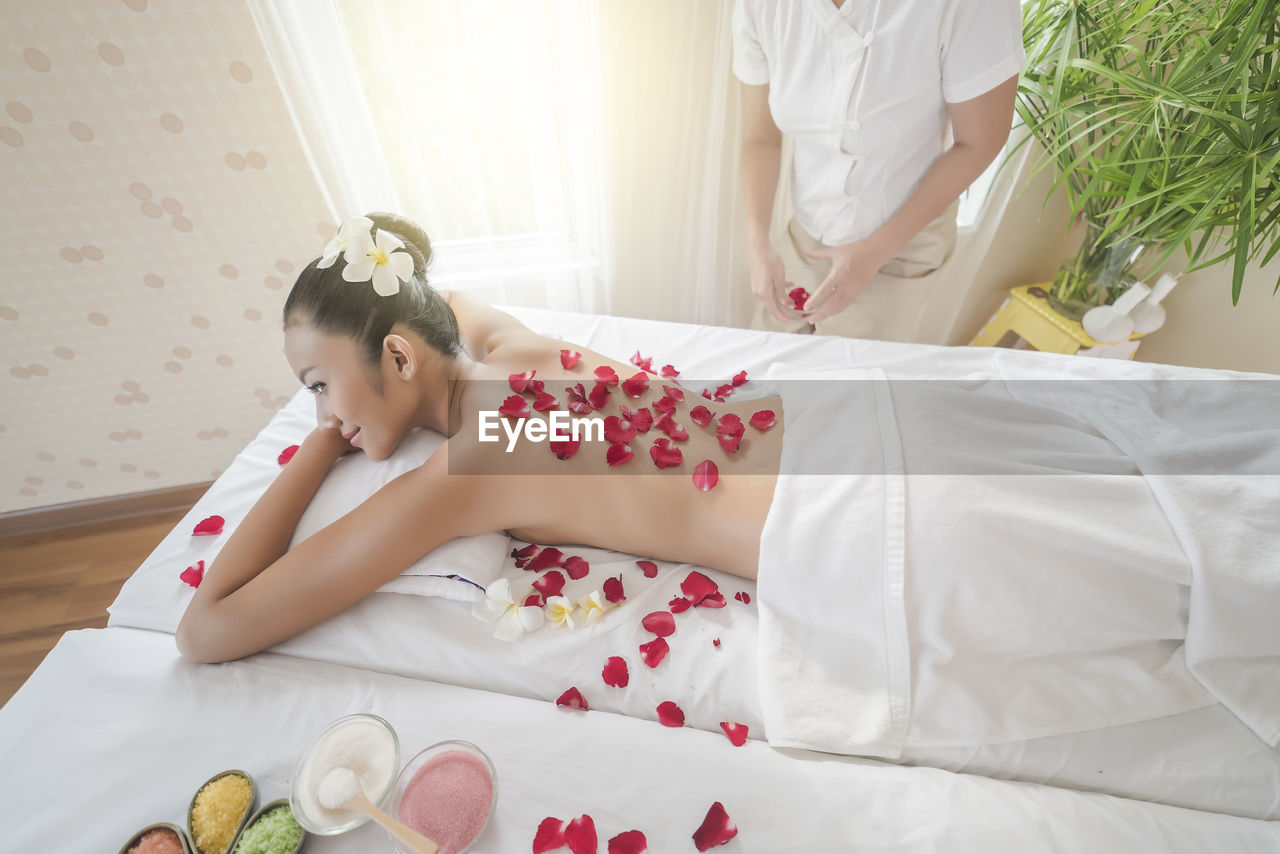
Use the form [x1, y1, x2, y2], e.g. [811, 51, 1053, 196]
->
[607, 830, 647, 854]
[655, 413, 688, 442]
[513, 543, 539, 561]
[535, 817, 567, 853]
[649, 437, 683, 469]
[715, 414, 744, 437]
[629, 406, 654, 433]
[692, 802, 738, 851]
[621, 371, 650, 399]
[716, 433, 741, 454]
[639, 636, 669, 668]
[560, 349, 582, 369]
[550, 436, 582, 460]
[630, 351, 654, 373]
[735, 591, 751, 604]
[749, 409, 775, 430]
[594, 365, 619, 387]
[499, 394, 531, 419]
[277, 444, 299, 465]
[698, 591, 727, 609]
[604, 415, 638, 445]
[606, 442, 634, 467]
[533, 570, 566, 598]
[179, 560, 205, 588]
[689, 405, 714, 427]
[660, 364, 679, 378]
[680, 570, 720, 605]
[556, 687, 589, 711]
[788, 286, 810, 311]
[661, 384, 685, 402]
[712, 637, 721, 647]
[656, 700, 685, 727]
[565, 815, 598, 854]
[652, 395, 676, 415]
[669, 596, 692, 613]
[719, 721, 749, 746]
[192, 515, 224, 536]
[603, 574, 625, 603]
[636, 560, 658, 578]
[588, 382, 612, 410]
[528, 379, 546, 395]
[564, 555, 591, 581]
[731, 370, 749, 387]
[566, 383, 593, 415]
[700, 389, 713, 400]
[602, 655, 630, 688]
[692, 460, 719, 491]
[508, 370, 537, 393]
[533, 391, 559, 411]
[713, 383, 734, 402]
[528, 547, 566, 572]
[524, 592, 544, 607]
[641, 610, 676, 637]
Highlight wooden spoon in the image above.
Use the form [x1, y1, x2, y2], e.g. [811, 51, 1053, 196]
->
[320, 767, 439, 854]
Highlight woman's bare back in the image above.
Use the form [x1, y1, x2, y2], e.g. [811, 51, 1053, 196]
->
[440, 305, 783, 580]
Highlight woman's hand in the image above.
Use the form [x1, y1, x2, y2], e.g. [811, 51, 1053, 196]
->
[748, 240, 796, 325]
[800, 238, 893, 325]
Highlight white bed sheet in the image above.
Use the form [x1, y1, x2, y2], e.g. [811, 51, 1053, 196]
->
[2, 626, 1276, 853]
[106, 306, 1280, 820]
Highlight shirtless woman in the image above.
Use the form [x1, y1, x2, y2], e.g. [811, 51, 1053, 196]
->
[176, 213, 784, 663]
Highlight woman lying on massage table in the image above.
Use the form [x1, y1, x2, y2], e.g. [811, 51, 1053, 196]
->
[176, 213, 784, 664]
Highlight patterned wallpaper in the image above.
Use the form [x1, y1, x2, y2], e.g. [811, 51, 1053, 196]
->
[1, 0, 335, 514]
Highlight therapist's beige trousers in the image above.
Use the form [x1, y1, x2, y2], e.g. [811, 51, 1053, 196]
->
[751, 200, 959, 342]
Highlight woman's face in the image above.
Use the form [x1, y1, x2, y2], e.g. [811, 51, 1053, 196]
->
[283, 322, 412, 462]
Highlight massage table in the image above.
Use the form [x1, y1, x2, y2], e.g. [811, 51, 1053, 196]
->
[2, 307, 1278, 850]
[2, 627, 1277, 852]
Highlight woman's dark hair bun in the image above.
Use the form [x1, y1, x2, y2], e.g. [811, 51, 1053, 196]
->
[366, 211, 432, 275]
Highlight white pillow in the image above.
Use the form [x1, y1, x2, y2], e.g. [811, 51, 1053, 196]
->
[288, 420, 511, 602]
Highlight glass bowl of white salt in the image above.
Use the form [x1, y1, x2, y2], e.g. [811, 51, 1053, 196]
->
[289, 713, 401, 835]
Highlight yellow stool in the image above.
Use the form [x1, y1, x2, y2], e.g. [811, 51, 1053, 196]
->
[970, 284, 1147, 358]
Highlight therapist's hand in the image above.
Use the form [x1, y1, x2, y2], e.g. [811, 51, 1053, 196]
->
[801, 238, 892, 325]
[748, 241, 795, 325]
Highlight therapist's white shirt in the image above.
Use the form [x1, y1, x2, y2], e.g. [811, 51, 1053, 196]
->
[732, 0, 1025, 246]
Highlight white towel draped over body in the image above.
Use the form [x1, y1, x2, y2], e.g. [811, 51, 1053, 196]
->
[754, 365, 1280, 760]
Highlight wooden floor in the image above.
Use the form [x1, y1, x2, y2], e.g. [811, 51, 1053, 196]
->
[0, 509, 188, 708]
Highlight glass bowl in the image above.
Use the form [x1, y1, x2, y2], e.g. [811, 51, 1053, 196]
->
[387, 740, 498, 854]
[288, 712, 401, 835]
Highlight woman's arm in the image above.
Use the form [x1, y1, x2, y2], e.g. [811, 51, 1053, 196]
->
[175, 436, 488, 663]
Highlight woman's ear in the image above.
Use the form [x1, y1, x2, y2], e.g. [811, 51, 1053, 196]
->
[382, 333, 417, 380]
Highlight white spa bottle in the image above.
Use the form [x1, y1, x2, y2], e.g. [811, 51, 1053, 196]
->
[1081, 280, 1152, 343]
[1129, 273, 1178, 335]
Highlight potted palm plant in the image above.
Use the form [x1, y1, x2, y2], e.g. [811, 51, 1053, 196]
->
[1012, 0, 1280, 320]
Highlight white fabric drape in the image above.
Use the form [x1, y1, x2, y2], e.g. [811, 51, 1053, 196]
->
[247, 0, 1024, 336]
[247, 0, 752, 324]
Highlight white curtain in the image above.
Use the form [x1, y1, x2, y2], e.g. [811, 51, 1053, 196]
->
[247, 0, 753, 326]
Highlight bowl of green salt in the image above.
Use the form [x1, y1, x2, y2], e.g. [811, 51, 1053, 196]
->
[226, 799, 307, 854]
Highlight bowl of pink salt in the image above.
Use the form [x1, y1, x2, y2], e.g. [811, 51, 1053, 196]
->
[119, 823, 192, 854]
[388, 740, 497, 854]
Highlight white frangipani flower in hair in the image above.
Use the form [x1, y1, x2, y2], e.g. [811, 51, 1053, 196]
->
[317, 215, 374, 269]
[342, 227, 414, 296]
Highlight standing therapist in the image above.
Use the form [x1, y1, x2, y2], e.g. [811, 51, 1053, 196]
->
[736, 0, 1025, 340]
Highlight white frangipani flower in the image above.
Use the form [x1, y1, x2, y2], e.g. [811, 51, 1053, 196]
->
[317, 215, 374, 269]
[341, 227, 414, 296]
[545, 595, 577, 630]
[574, 590, 611, 627]
[471, 577, 544, 642]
